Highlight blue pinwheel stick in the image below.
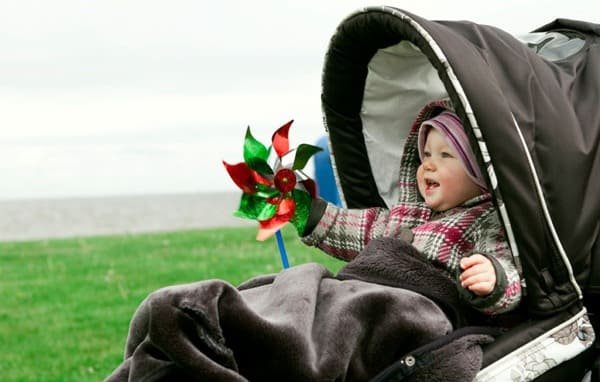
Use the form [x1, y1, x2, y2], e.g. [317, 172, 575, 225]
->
[275, 230, 290, 268]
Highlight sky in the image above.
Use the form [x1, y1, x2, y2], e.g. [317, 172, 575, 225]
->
[0, 0, 597, 200]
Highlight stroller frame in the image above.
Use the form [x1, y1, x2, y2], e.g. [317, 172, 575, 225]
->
[321, 6, 600, 381]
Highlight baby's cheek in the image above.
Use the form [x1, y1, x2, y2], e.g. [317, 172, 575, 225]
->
[416, 166, 425, 191]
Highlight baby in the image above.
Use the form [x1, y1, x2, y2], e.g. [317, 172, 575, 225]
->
[302, 104, 522, 315]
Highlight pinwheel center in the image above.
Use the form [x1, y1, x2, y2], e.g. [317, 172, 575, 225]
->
[274, 168, 297, 193]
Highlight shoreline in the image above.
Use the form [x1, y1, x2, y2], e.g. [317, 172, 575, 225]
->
[0, 192, 253, 242]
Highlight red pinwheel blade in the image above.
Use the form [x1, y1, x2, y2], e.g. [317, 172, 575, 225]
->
[223, 161, 258, 193]
[256, 226, 283, 241]
[300, 178, 318, 199]
[223, 161, 272, 193]
[256, 198, 296, 241]
[276, 197, 295, 217]
[271, 120, 293, 158]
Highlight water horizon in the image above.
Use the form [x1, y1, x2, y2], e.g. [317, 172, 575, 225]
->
[0, 191, 253, 242]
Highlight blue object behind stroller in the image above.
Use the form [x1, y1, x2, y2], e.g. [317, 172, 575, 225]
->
[320, 6, 600, 381]
[314, 135, 342, 206]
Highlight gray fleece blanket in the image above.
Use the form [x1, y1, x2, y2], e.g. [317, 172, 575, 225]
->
[106, 238, 494, 382]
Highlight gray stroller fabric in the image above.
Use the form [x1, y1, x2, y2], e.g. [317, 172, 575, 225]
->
[106, 237, 493, 381]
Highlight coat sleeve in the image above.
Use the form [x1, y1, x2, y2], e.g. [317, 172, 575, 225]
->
[459, 210, 522, 315]
[301, 201, 428, 261]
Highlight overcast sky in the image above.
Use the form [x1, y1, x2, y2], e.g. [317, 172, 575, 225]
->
[0, 0, 597, 200]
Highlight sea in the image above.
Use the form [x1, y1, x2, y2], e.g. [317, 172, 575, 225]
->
[0, 192, 252, 242]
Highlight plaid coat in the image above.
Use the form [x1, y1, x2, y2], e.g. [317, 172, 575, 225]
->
[303, 101, 521, 315]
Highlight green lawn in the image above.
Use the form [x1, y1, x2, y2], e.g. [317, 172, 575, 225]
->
[0, 226, 344, 382]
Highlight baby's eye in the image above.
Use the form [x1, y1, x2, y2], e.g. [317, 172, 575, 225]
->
[441, 151, 454, 158]
[423, 150, 431, 158]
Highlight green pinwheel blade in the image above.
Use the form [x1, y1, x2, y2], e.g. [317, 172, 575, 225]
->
[292, 143, 323, 170]
[233, 194, 277, 221]
[255, 183, 280, 199]
[289, 189, 312, 234]
[247, 157, 274, 175]
[243, 127, 273, 174]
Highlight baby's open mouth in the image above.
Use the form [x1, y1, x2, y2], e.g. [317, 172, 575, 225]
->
[426, 179, 439, 190]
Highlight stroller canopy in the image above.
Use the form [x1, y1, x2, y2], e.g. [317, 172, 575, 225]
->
[321, 6, 600, 316]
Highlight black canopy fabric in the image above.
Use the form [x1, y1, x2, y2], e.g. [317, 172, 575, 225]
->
[321, 7, 600, 316]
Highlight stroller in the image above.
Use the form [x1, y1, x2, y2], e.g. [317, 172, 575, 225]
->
[321, 6, 600, 382]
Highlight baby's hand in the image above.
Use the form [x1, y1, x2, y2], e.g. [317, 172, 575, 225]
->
[459, 254, 496, 296]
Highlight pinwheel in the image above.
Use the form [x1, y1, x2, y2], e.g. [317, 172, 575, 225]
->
[223, 120, 322, 268]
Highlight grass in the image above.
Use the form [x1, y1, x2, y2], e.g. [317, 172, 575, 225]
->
[0, 226, 344, 382]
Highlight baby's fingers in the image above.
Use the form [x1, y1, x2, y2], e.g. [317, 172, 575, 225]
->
[460, 254, 489, 269]
[459, 263, 492, 282]
[461, 271, 495, 296]
[465, 281, 495, 296]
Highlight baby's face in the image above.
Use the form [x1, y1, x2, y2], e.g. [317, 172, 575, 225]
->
[416, 129, 482, 211]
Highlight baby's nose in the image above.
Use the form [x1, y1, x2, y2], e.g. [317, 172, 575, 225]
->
[423, 159, 436, 170]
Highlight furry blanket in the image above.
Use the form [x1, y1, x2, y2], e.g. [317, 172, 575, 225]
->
[106, 238, 494, 382]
